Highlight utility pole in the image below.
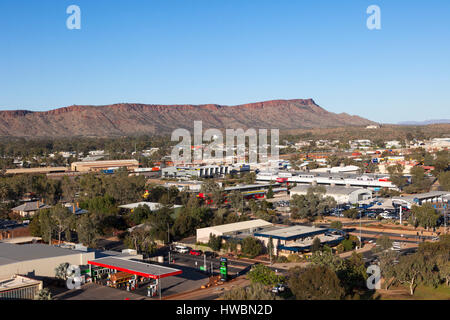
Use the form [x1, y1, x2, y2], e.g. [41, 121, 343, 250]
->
[204, 254, 207, 271]
[359, 209, 362, 249]
[167, 223, 170, 244]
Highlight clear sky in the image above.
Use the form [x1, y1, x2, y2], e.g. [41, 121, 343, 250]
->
[0, 0, 449, 123]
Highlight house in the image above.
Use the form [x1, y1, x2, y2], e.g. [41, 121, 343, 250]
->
[11, 201, 51, 217]
[64, 203, 88, 215]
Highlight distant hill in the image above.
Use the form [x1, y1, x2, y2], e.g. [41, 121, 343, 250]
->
[398, 119, 450, 125]
[0, 99, 376, 137]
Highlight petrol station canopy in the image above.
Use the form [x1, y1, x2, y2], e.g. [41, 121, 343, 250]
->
[88, 257, 182, 279]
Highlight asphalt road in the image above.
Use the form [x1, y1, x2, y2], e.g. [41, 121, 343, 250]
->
[167, 252, 254, 276]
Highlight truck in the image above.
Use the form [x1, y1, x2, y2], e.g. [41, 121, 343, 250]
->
[108, 272, 134, 288]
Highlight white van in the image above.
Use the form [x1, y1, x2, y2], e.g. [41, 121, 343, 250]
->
[174, 245, 189, 253]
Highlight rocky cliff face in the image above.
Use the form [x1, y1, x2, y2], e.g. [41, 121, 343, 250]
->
[0, 99, 375, 137]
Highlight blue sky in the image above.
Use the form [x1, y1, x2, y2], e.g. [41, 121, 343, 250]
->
[0, 0, 449, 123]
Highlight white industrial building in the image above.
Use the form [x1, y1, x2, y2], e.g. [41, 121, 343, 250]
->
[118, 201, 182, 211]
[257, 171, 397, 189]
[290, 185, 372, 204]
[196, 219, 273, 243]
[162, 165, 232, 178]
[0, 242, 95, 278]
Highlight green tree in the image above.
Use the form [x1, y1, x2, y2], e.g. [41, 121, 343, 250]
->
[268, 236, 274, 264]
[404, 166, 432, 194]
[387, 164, 407, 189]
[391, 252, 436, 295]
[311, 251, 346, 274]
[248, 264, 285, 286]
[77, 213, 99, 248]
[311, 237, 321, 252]
[376, 235, 393, 251]
[343, 208, 359, 219]
[128, 204, 151, 225]
[337, 235, 360, 253]
[266, 186, 274, 199]
[410, 204, 440, 230]
[124, 225, 156, 256]
[330, 221, 343, 230]
[290, 188, 337, 220]
[208, 233, 222, 251]
[438, 171, 450, 191]
[288, 265, 345, 300]
[379, 250, 400, 289]
[34, 288, 52, 300]
[50, 205, 73, 244]
[222, 283, 280, 300]
[229, 191, 243, 215]
[241, 237, 263, 258]
[38, 209, 55, 244]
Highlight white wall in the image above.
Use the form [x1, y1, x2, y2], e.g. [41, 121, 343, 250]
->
[0, 252, 95, 278]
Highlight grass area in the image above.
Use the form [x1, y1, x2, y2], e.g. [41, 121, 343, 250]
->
[375, 284, 450, 300]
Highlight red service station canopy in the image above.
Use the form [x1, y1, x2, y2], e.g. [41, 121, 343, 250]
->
[88, 257, 182, 279]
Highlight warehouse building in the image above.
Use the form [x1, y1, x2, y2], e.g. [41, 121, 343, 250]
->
[196, 219, 273, 243]
[0, 275, 43, 300]
[70, 159, 139, 172]
[254, 225, 345, 255]
[290, 185, 372, 204]
[162, 165, 232, 178]
[0, 242, 95, 278]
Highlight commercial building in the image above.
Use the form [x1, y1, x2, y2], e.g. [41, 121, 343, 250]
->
[0, 220, 31, 241]
[393, 191, 450, 208]
[197, 221, 345, 254]
[290, 185, 372, 204]
[310, 165, 361, 174]
[161, 165, 232, 178]
[254, 225, 345, 254]
[118, 201, 182, 211]
[257, 171, 397, 189]
[196, 219, 273, 243]
[70, 159, 139, 172]
[0, 275, 43, 300]
[5, 167, 68, 175]
[0, 242, 95, 278]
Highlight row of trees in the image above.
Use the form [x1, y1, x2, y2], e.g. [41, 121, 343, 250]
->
[290, 186, 337, 220]
[380, 235, 449, 295]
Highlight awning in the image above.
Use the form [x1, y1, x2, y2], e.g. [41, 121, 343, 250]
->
[87, 257, 182, 279]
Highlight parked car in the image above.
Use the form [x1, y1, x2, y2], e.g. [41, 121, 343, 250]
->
[271, 284, 286, 293]
[189, 249, 202, 256]
[174, 245, 189, 254]
[367, 212, 377, 218]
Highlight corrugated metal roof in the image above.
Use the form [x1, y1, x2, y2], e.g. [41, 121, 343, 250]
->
[0, 243, 88, 266]
[254, 225, 327, 240]
[12, 201, 51, 212]
[118, 202, 182, 210]
[88, 257, 182, 279]
[199, 219, 273, 234]
[291, 185, 366, 195]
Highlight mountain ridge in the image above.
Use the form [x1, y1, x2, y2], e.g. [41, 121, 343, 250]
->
[0, 99, 376, 137]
